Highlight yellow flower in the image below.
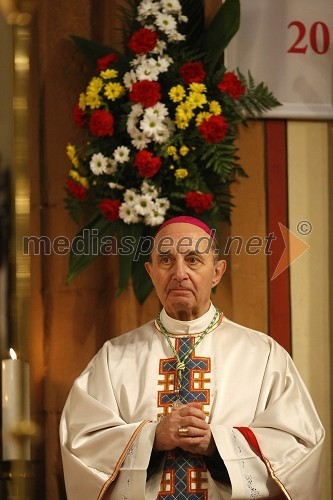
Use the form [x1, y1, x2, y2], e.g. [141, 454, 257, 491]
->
[69, 169, 89, 189]
[66, 144, 79, 168]
[104, 82, 126, 101]
[175, 168, 188, 179]
[196, 111, 213, 126]
[100, 69, 118, 79]
[66, 144, 76, 161]
[189, 83, 207, 93]
[87, 77, 103, 92]
[175, 102, 193, 129]
[169, 85, 186, 103]
[85, 93, 103, 109]
[169, 165, 175, 170]
[187, 91, 207, 109]
[209, 100, 222, 115]
[85, 77, 104, 108]
[176, 116, 190, 129]
[179, 145, 189, 156]
[173, 154, 180, 161]
[78, 92, 86, 111]
[167, 146, 177, 156]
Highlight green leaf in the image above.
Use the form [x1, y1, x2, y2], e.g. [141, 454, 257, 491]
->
[66, 214, 115, 284]
[70, 35, 128, 70]
[237, 70, 281, 117]
[116, 222, 145, 296]
[202, 0, 240, 73]
[131, 258, 154, 304]
[131, 226, 156, 303]
[180, 0, 205, 49]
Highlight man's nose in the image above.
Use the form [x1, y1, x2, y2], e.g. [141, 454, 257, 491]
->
[173, 259, 188, 281]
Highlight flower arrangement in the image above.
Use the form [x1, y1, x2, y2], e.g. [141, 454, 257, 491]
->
[65, 0, 279, 302]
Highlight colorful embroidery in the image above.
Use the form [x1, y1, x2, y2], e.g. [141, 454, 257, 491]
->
[159, 450, 208, 499]
[157, 338, 211, 418]
[157, 338, 211, 499]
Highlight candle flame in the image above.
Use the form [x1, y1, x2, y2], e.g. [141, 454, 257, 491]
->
[9, 348, 17, 360]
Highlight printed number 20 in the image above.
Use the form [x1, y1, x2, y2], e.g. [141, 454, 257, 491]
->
[288, 21, 330, 54]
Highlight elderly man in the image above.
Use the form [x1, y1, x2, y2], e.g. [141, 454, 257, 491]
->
[60, 216, 324, 499]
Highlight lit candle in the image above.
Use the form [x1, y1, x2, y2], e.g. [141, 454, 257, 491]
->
[1, 348, 30, 461]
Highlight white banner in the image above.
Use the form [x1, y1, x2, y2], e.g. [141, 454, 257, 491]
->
[225, 0, 333, 119]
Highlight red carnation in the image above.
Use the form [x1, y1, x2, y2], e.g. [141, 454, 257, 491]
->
[180, 61, 206, 85]
[199, 115, 228, 143]
[133, 150, 162, 178]
[97, 53, 119, 71]
[73, 103, 86, 127]
[218, 72, 245, 99]
[99, 199, 121, 221]
[129, 80, 161, 108]
[89, 109, 114, 137]
[128, 28, 159, 54]
[185, 191, 213, 213]
[66, 179, 87, 201]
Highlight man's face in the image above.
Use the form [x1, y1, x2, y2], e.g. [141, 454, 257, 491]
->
[145, 223, 226, 320]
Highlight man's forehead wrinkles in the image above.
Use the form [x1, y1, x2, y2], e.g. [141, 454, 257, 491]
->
[157, 248, 199, 256]
[155, 236, 207, 246]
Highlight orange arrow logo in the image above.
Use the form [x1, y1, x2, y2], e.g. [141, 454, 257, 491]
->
[271, 222, 310, 280]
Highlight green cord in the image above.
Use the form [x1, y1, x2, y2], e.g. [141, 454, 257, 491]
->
[156, 308, 220, 385]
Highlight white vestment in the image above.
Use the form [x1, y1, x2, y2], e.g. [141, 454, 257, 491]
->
[60, 305, 324, 499]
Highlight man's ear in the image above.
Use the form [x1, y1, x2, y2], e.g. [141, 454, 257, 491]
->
[145, 261, 153, 281]
[212, 259, 227, 288]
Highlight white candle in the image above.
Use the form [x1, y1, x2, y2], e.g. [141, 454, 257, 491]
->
[2, 348, 30, 461]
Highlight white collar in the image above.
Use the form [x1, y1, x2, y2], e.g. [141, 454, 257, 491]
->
[159, 303, 217, 335]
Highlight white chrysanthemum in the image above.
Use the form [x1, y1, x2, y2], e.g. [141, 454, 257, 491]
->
[141, 180, 160, 198]
[146, 102, 169, 119]
[113, 146, 130, 164]
[103, 158, 117, 175]
[140, 114, 166, 138]
[160, 0, 182, 14]
[152, 40, 167, 55]
[137, 0, 160, 20]
[123, 70, 137, 90]
[90, 153, 107, 175]
[144, 207, 166, 227]
[143, 23, 156, 31]
[146, 56, 171, 73]
[134, 194, 154, 216]
[127, 104, 144, 134]
[167, 31, 186, 42]
[136, 63, 160, 81]
[129, 103, 144, 119]
[123, 189, 139, 205]
[155, 197, 170, 213]
[155, 13, 177, 34]
[108, 182, 125, 190]
[152, 127, 171, 144]
[119, 202, 141, 224]
[163, 116, 176, 135]
[130, 55, 147, 68]
[179, 15, 188, 23]
[130, 128, 151, 150]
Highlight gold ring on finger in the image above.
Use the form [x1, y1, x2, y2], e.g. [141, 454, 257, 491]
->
[178, 426, 189, 435]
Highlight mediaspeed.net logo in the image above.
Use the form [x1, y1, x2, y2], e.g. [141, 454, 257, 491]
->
[22, 220, 312, 280]
[270, 221, 311, 280]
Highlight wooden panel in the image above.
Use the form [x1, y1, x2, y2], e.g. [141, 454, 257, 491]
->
[288, 121, 332, 500]
[229, 120, 268, 334]
[265, 120, 291, 353]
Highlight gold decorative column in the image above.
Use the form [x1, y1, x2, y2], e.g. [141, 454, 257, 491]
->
[0, 0, 38, 498]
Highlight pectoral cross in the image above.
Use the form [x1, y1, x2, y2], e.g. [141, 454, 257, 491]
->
[172, 388, 182, 408]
